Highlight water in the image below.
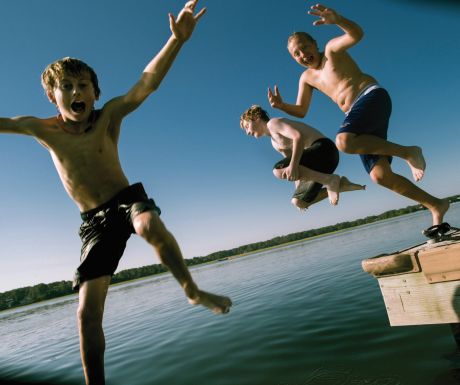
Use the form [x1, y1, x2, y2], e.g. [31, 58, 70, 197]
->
[1, 204, 459, 385]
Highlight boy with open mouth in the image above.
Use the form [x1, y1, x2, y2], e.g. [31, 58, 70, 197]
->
[0, 1, 232, 384]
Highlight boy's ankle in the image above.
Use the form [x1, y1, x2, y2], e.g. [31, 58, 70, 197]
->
[183, 281, 199, 299]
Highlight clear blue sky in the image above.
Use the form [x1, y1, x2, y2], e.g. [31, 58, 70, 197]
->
[0, 0, 458, 292]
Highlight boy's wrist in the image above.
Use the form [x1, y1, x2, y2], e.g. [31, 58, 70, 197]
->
[335, 14, 347, 26]
[170, 34, 186, 46]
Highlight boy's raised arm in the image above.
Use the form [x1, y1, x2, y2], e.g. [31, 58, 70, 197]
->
[308, 4, 363, 53]
[109, 0, 206, 118]
[268, 77, 313, 119]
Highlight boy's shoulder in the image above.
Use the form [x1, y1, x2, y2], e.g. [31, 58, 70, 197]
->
[267, 117, 285, 130]
[270, 116, 297, 126]
[268, 117, 300, 135]
[269, 116, 284, 124]
[299, 69, 317, 89]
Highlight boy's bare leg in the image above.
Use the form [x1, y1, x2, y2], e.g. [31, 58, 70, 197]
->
[133, 211, 232, 314]
[291, 176, 365, 210]
[336, 132, 426, 182]
[274, 166, 341, 205]
[78, 275, 111, 385]
[370, 158, 450, 225]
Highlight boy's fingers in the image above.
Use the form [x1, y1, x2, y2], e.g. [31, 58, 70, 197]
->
[312, 4, 326, 11]
[185, 0, 197, 10]
[169, 13, 176, 28]
[194, 7, 207, 21]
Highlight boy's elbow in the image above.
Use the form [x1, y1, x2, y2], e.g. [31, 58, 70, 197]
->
[143, 81, 159, 95]
[140, 73, 161, 95]
[292, 133, 303, 143]
[297, 111, 307, 119]
[295, 107, 308, 119]
[354, 27, 364, 42]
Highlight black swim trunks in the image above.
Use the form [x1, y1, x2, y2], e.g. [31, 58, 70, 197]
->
[273, 137, 339, 203]
[337, 86, 393, 173]
[73, 183, 161, 291]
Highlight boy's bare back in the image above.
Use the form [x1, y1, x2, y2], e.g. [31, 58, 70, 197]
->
[267, 117, 325, 157]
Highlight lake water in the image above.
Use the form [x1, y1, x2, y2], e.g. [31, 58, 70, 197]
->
[1, 204, 459, 385]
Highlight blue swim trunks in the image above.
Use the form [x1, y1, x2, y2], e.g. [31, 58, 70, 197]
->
[337, 86, 392, 173]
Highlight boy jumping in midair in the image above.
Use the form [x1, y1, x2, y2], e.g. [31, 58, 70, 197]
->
[240, 105, 365, 210]
[268, 3, 449, 228]
[0, 1, 231, 384]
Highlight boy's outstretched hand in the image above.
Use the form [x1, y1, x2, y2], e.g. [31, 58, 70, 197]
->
[308, 4, 340, 26]
[169, 0, 206, 42]
[268, 85, 284, 109]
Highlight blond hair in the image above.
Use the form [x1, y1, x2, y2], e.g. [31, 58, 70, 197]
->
[287, 32, 317, 49]
[240, 105, 270, 128]
[41, 57, 100, 98]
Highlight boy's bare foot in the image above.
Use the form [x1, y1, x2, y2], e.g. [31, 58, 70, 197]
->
[291, 177, 365, 211]
[406, 146, 426, 182]
[429, 198, 450, 226]
[188, 290, 232, 314]
[339, 176, 366, 192]
[324, 174, 340, 205]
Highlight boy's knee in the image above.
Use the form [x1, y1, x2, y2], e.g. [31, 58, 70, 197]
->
[273, 168, 283, 179]
[133, 211, 170, 246]
[369, 167, 389, 186]
[77, 304, 103, 329]
[335, 133, 354, 153]
[369, 159, 394, 187]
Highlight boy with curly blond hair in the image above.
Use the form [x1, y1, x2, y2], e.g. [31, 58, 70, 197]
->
[240, 105, 365, 209]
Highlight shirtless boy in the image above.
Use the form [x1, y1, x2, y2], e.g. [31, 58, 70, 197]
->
[268, 3, 449, 227]
[0, 1, 231, 384]
[240, 105, 365, 210]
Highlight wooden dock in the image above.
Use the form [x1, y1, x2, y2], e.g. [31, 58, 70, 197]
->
[362, 228, 460, 326]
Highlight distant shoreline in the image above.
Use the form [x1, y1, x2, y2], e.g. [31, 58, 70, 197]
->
[1, 196, 459, 312]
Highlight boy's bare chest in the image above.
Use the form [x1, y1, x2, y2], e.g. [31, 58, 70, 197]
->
[307, 63, 343, 94]
[307, 53, 362, 91]
[44, 127, 117, 169]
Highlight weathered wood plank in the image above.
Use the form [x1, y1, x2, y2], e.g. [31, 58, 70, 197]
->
[418, 243, 460, 283]
[379, 272, 460, 326]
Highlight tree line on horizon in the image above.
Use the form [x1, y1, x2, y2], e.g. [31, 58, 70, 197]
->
[1, 194, 459, 311]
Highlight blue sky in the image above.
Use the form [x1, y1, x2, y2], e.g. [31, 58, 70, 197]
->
[0, 0, 458, 292]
